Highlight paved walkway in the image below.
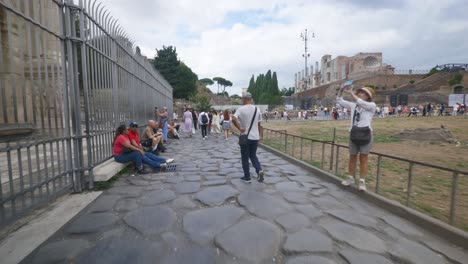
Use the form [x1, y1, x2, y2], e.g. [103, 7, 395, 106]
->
[22, 133, 467, 264]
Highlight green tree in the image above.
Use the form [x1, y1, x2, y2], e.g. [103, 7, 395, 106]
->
[271, 72, 279, 95]
[213, 77, 226, 94]
[425, 67, 439, 78]
[199, 78, 214, 86]
[194, 94, 212, 112]
[152, 46, 198, 99]
[174, 63, 198, 99]
[280, 87, 294, 96]
[448, 73, 463, 86]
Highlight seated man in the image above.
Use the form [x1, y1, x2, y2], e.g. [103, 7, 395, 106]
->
[128, 121, 174, 170]
[141, 120, 164, 153]
[167, 119, 181, 139]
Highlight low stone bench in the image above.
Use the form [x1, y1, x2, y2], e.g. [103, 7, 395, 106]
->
[85, 159, 131, 182]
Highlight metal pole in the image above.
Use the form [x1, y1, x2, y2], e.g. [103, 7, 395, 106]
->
[321, 143, 325, 169]
[406, 162, 414, 207]
[284, 133, 287, 153]
[300, 138, 303, 160]
[449, 172, 459, 225]
[334, 146, 340, 175]
[376, 155, 382, 194]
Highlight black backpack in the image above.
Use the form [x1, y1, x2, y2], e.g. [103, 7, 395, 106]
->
[201, 114, 208, 124]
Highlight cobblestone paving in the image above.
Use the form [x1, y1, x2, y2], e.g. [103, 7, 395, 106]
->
[23, 134, 468, 264]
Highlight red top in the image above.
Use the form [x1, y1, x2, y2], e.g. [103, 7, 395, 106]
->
[128, 130, 140, 146]
[113, 134, 129, 156]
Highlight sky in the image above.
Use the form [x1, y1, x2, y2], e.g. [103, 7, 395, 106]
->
[97, 0, 468, 95]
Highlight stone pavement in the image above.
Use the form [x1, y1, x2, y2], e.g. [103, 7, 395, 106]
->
[22, 133, 467, 264]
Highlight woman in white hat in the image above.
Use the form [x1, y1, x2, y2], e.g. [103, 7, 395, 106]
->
[337, 84, 376, 191]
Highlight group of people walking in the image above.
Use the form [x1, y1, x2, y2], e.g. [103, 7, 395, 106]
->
[112, 82, 377, 190]
[182, 108, 233, 140]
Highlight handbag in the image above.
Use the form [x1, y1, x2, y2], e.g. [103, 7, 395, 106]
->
[239, 107, 257, 146]
[350, 106, 371, 146]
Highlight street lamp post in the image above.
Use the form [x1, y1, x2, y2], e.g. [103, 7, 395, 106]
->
[300, 29, 314, 93]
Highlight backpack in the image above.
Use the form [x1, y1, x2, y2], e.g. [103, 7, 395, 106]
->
[201, 114, 208, 124]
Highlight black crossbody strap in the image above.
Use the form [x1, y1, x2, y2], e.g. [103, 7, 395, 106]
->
[246, 107, 258, 137]
[352, 105, 357, 126]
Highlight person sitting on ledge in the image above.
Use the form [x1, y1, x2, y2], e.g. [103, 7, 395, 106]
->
[142, 120, 164, 154]
[127, 122, 174, 169]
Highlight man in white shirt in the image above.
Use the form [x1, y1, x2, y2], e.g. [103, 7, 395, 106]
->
[232, 92, 264, 183]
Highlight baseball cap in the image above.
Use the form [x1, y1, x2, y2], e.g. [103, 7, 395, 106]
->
[129, 121, 138, 128]
[242, 92, 252, 99]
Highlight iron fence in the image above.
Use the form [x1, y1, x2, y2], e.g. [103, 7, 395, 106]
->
[262, 128, 468, 230]
[0, 0, 173, 226]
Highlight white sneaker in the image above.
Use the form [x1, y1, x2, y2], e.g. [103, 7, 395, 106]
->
[166, 158, 175, 164]
[160, 163, 167, 170]
[341, 176, 355, 186]
[358, 179, 367, 191]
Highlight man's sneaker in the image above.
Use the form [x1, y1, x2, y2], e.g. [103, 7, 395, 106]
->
[341, 175, 355, 186]
[257, 170, 265, 183]
[358, 179, 367, 191]
[166, 158, 175, 164]
[240, 177, 252, 183]
[160, 163, 168, 170]
[137, 169, 150, 175]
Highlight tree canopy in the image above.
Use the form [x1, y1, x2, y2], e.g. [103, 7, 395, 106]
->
[247, 70, 281, 105]
[213, 77, 233, 97]
[152, 46, 198, 100]
[199, 78, 214, 86]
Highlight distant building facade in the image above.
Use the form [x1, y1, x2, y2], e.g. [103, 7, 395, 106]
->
[295, 52, 395, 93]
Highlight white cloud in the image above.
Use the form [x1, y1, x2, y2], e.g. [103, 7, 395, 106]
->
[95, 0, 468, 95]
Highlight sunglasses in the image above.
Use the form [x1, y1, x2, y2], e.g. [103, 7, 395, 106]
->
[355, 112, 360, 122]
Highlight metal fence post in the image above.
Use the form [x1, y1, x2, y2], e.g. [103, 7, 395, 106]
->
[406, 162, 414, 207]
[321, 143, 325, 169]
[334, 146, 340, 175]
[376, 155, 382, 194]
[450, 172, 459, 225]
[284, 133, 287, 153]
[300, 138, 303, 160]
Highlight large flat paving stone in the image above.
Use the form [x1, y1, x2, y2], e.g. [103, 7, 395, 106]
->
[165, 176, 185, 184]
[275, 213, 310, 232]
[139, 189, 176, 206]
[88, 195, 121, 213]
[185, 175, 201, 181]
[389, 237, 447, 264]
[326, 209, 378, 228]
[183, 206, 245, 244]
[195, 185, 239, 206]
[215, 219, 281, 263]
[380, 215, 424, 237]
[283, 229, 333, 254]
[282, 192, 310, 204]
[231, 178, 265, 192]
[175, 182, 200, 193]
[172, 196, 197, 209]
[29, 239, 90, 264]
[106, 186, 145, 197]
[339, 249, 394, 264]
[123, 206, 176, 235]
[202, 179, 227, 186]
[78, 237, 162, 264]
[114, 198, 139, 212]
[263, 177, 284, 184]
[286, 256, 338, 264]
[422, 239, 468, 264]
[161, 245, 216, 264]
[275, 182, 309, 193]
[296, 204, 323, 219]
[238, 191, 293, 219]
[321, 221, 387, 254]
[67, 213, 119, 234]
[287, 175, 317, 183]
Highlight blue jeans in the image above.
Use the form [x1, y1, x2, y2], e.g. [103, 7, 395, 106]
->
[114, 151, 143, 170]
[162, 121, 168, 141]
[239, 139, 262, 179]
[142, 151, 166, 168]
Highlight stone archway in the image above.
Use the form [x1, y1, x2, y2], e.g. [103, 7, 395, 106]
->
[453, 86, 464, 94]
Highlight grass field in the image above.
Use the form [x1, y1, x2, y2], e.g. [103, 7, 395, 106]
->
[262, 115, 468, 231]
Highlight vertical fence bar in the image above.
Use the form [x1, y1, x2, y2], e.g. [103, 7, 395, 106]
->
[300, 138, 303, 160]
[292, 136, 295, 157]
[284, 133, 287, 153]
[449, 172, 458, 225]
[376, 155, 382, 194]
[310, 139, 313, 162]
[321, 143, 325, 169]
[406, 162, 414, 207]
[334, 146, 340, 175]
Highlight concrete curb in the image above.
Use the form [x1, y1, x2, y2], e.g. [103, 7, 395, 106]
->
[259, 142, 468, 250]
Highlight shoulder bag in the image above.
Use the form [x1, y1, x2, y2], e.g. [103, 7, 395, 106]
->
[239, 107, 257, 146]
[350, 106, 371, 146]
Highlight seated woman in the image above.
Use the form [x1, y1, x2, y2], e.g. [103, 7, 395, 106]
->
[113, 125, 174, 173]
[113, 125, 149, 174]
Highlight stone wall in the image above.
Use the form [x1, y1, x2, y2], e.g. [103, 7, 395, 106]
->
[0, 1, 63, 135]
